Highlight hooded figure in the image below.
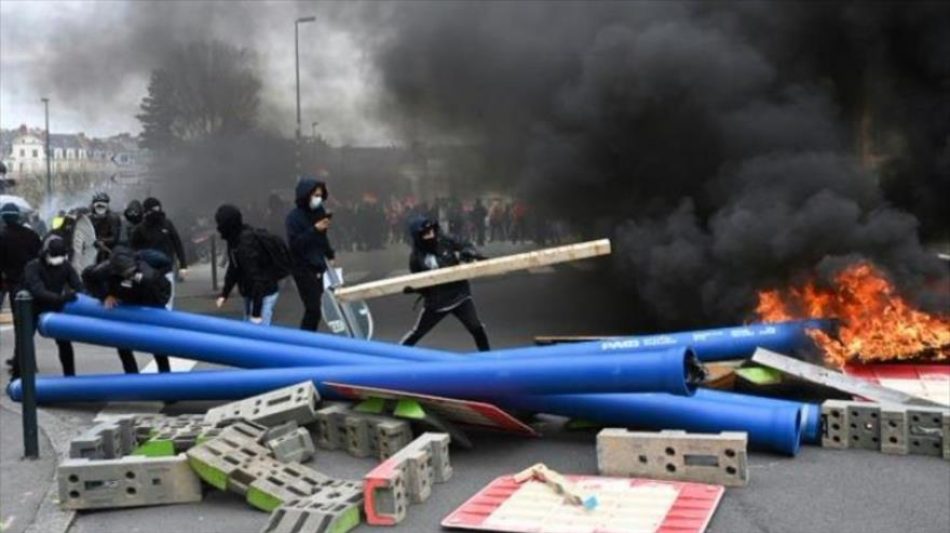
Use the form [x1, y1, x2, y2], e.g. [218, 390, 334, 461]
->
[400, 216, 490, 351]
[285, 177, 335, 331]
[82, 245, 172, 374]
[11, 235, 83, 378]
[0, 202, 42, 301]
[215, 204, 280, 325]
[89, 192, 122, 263]
[122, 199, 143, 244]
[130, 197, 187, 309]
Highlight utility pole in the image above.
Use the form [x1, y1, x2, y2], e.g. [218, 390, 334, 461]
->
[41, 97, 52, 213]
[295, 16, 316, 177]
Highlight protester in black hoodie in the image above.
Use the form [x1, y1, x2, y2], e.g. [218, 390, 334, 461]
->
[0, 203, 42, 308]
[400, 216, 490, 351]
[8, 236, 82, 378]
[89, 192, 122, 264]
[131, 197, 187, 309]
[121, 199, 144, 245]
[214, 204, 281, 325]
[285, 177, 335, 331]
[82, 246, 172, 373]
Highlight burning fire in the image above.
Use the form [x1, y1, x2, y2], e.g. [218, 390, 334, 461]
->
[756, 262, 950, 366]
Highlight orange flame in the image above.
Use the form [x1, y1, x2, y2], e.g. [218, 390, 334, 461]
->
[756, 262, 950, 366]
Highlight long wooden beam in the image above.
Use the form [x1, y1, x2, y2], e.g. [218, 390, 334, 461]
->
[333, 239, 611, 302]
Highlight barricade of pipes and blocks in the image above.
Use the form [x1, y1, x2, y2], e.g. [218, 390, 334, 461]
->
[6, 239, 949, 532]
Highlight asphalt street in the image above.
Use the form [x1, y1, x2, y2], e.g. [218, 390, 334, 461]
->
[0, 242, 948, 533]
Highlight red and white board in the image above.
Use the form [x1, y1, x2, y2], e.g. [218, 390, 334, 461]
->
[842, 363, 950, 407]
[442, 474, 724, 533]
[324, 382, 539, 437]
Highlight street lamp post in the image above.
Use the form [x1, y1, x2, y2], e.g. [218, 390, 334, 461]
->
[295, 16, 316, 176]
[41, 97, 52, 213]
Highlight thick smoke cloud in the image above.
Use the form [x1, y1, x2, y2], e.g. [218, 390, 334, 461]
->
[356, 1, 950, 327]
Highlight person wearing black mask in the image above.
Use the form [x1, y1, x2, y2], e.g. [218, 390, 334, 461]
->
[2, 202, 44, 374]
[285, 177, 335, 331]
[9, 236, 82, 378]
[82, 246, 172, 373]
[89, 192, 121, 263]
[131, 197, 187, 310]
[121, 199, 144, 245]
[400, 216, 491, 351]
[214, 204, 281, 325]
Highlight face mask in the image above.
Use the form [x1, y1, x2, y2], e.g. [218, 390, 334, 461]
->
[309, 196, 323, 210]
[1, 214, 20, 226]
[93, 204, 108, 215]
[146, 210, 164, 223]
[47, 255, 67, 266]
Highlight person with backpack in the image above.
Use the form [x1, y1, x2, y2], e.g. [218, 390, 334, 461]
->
[131, 197, 187, 310]
[1, 202, 43, 375]
[214, 204, 285, 325]
[82, 246, 172, 373]
[285, 177, 335, 331]
[8, 235, 82, 379]
[89, 192, 122, 264]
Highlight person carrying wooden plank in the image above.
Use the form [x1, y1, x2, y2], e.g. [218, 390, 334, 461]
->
[400, 216, 491, 351]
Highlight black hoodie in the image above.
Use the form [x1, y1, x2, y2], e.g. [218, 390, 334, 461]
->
[408, 217, 478, 311]
[23, 236, 83, 315]
[285, 177, 335, 271]
[216, 205, 279, 317]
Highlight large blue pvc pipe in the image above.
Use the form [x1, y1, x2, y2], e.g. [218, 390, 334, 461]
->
[503, 393, 804, 456]
[694, 389, 822, 444]
[6, 347, 697, 402]
[63, 295, 829, 362]
[38, 314, 397, 369]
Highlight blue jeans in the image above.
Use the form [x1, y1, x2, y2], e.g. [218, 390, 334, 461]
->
[244, 292, 279, 325]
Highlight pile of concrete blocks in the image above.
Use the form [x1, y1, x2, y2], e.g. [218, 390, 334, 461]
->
[260, 479, 364, 533]
[364, 432, 452, 525]
[314, 403, 415, 460]
[69, 418, 136, 459]
[58, 454, 202, 510]
[596, 429, 749, 487]
[205, 381, 321, 427]
[821, 400, 950, 459]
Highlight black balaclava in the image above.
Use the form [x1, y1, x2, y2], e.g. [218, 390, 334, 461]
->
[43, 235, 70, 266]
[124, 200, 143, 225]
[214, 204, 244, 243]
[143, 197, 165, 225]
[109, 246, 138, 280]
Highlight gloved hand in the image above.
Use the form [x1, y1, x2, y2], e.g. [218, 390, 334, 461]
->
[459, 249, 487, 262]
[63, 289, 79, 303]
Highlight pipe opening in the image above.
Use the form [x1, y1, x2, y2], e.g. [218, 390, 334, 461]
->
[683, 350, 706, 393]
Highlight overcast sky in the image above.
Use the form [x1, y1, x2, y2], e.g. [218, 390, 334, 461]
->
[0, 0, 392, 145]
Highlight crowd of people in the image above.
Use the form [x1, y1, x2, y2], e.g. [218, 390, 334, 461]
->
[1, 176, 499, 379]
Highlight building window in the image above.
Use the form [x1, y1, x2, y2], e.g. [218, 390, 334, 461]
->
[19, 149, 24, 157]
[32, 149, 38, 158]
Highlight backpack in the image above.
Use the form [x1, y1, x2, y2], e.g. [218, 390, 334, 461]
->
[251, 228, 292, 281]
[136, 249, 173, 274]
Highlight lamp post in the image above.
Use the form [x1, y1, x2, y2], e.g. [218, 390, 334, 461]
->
[295, 15, 316, 175]
[41, 97, 52, 213]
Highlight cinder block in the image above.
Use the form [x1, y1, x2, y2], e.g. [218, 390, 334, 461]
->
[263, 420, 300, 443]
[219, 420, 269, 443]
[880, 406, 909, 455]
[267, 428, 316, 464]
[596, 429, 748, 487]
[344, 413, 379, 458]
[69, 422, 129, 459]
[364, 432, 451, 525]
[943, 413, 950, 460]
[847, 403, 882, 450]
[245, 460, 331, 512]
[58, 454, 202, 510]
[186, 432, 272, 490]
[261, 480, 364, 533]
[205, 381, 321, 427]
[315, 404, 351, 450]
[822, 400, 852, 449]
[375, 420, 414, 461]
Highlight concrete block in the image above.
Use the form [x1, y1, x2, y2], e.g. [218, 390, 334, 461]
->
[943, 413, 950, 460]
[263, 420, 300, 443]
[375, 420, 414, 461]
[186, 432, 271, 491]
[205, 381, 321, 428]
[315, 404, 351, 450]
[220, 420, 269, 443]
[412, 433, 452, 483]
[267, 428, 316, 464]
[822, 400, 852, 449]
[58, 454, 202, 510]
[363, 432, 451, 525]
[364, 464, 409, 526]
[261, 480, 364, 533]
[245, 460, 331, 512]
[596, 429, 748, 487]
[880, 406, 908, 455]
[847, 403, 882, 450]
[69, 422, 129, 459]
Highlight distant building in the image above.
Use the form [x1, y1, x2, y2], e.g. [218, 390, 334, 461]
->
[0, 125, 146, 181]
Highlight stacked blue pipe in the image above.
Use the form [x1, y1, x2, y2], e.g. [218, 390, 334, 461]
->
[62, 295, 828, 362]
[15, 298, 831, 455]
[7, 346, 697, 400]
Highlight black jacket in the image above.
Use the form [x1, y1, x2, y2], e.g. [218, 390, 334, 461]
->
[285, 178, 335, 271]
[82, 258, 170, 307]
[23, 258, 82, 315]
[408, 220, 479, 311]
[0, 223, 42, 291]
[130, 216, 187, 269]
[221, 226, 280, 317]
[90, 211, 122, 251]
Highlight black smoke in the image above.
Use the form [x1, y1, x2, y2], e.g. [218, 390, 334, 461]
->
[353, 1, 950, 328]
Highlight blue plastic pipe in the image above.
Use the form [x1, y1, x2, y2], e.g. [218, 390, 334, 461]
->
[503, 392, 804, 456]
[62, 295, 829, 362]
[38, 314, 397, 369]
[6, 346, 697, 402]
[694, 388, 821, 444]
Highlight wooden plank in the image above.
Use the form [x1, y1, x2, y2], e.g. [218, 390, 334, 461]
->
[334, 239, 611, 302]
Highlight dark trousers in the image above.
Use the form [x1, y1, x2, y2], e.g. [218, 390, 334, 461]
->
[401, 298, 490, 351]
[116, 349, 170, 374]
[292, 267, 324, 332]
[8, 307, 76, 378]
